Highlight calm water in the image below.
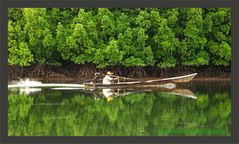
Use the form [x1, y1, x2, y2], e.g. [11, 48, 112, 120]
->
[8, 80, 231, 136]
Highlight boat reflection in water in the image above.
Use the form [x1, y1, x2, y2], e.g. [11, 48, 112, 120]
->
[102, 88, 114, 101]
[98, 85, 197, 102]
[9, 78, 42, 95]
[19, 87, 42, 95]
[12, 86, 197, 100]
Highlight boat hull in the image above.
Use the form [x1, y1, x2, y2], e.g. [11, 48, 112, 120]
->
[84, 73, 198, 88]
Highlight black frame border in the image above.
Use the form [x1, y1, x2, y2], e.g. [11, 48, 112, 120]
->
[1, 0, 238, 144]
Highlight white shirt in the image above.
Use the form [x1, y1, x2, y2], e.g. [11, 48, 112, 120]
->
[102, 75, 113, 84]
[102, 89, 113, 97]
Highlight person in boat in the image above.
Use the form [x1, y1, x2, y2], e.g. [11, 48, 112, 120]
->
[102, 71, 118, 84]
[90, 72, 101, 89]
[94, 72, 101, 81]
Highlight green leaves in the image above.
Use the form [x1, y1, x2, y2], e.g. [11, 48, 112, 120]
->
[8, 14, 34, 66]
[94, 40, 124, 68]
[208, 41, 231, 66]
[22, 8, 60, 65]
[180, 8, 209, 66]
[8, 8, 231, 68]
[153, 17, 179, 68]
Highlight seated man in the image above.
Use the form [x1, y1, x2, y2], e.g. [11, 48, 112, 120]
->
[102, 71, 118, 84]
[93, 72, 101, 83]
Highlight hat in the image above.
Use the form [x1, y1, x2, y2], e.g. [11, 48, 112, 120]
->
[107, 96, 113, 102]
[107, 71, 113, 75]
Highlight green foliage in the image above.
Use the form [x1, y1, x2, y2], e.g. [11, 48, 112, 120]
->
[153, 18, 179, 68]
[208, 41, 231, 66]
[94, 40, 124, 68]
[205, 8, 231, 66]
[8, 84, 231, 136]
[8, 42, 34, 66]
[180, 8, 209, 66]
[8, 8, 231, 68]
[8, 14, 34, 66]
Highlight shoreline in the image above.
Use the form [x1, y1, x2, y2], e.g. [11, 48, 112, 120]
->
[9, 65, 231, 81]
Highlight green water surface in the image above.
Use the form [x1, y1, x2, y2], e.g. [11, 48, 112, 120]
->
[8, 81, 231, 136]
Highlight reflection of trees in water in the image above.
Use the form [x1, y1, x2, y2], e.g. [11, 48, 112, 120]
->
[8, 90, 231, 136]
[182, 81, 231, 94]
[8, 94, 34, 136]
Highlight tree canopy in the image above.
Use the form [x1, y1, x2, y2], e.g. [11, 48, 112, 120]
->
[8, 8, 231, 68]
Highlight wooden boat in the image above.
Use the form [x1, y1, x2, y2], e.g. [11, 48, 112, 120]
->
[84, 73, 198, 88]
[8, 73, 197, 89]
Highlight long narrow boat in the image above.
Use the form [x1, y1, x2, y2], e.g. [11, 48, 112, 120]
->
[8, 73, 197, 89]
[84, 73, 198, 88]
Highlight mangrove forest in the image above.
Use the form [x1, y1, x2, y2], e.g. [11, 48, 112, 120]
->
[8, 8, 231, 80]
